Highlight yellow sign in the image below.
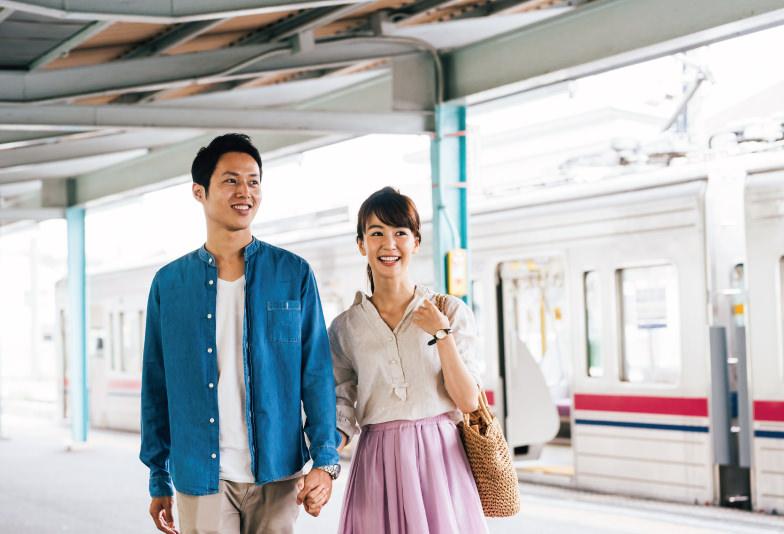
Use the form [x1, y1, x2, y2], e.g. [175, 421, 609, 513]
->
[446, 248, 468, 297]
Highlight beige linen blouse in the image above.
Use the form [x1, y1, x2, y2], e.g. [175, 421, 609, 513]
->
[329, 286, 482, 442]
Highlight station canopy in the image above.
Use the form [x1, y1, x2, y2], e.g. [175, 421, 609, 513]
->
[1, 0, 783, 223]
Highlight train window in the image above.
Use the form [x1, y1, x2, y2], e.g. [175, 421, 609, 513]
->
[119, 311, 141, 373]
[108, 312, 117, 371]
[138, 310, 145, 372]
[584, 271, 603, 377]
[617, 264, 680, 384]
[730, 263, 745, 327]
[118, 312, 126, 372]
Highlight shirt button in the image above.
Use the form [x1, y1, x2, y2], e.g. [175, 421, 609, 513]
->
[207, 347, 213, 354]
[211, 453, 217, 459]
[208, 280, 214, 286]
[208, 382, 214, 389]
[208, 258, 213, 263]
[209, 418, 215, 424]
[207, 313, 212, 319]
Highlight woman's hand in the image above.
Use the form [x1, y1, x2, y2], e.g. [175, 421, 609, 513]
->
[412, 298, 450, 335]
[414, 298, 479, 413]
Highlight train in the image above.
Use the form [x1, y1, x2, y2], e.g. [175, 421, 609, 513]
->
[55, 150, 784, 514]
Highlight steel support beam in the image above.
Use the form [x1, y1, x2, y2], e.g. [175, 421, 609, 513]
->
[66, 205, 88, 444]
[0, 207, 65, 221]
[238, 4, 368, 45]
[443, 0, 784, 103]
[74, 132, 337, 205]
[0, 0, 369, 23]
[0, 6, 13, 22]
[0, 130, 198, 167]
[0, 104, 432, 134]
[0, 39, 416, 103]
[121, 20, 223, 60]
[429, 103, 468, 300]
[71, 72, 392, 204]
[28, 21, 112, 69]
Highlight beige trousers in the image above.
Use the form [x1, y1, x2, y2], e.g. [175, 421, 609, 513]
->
[176, 478, 301, 534]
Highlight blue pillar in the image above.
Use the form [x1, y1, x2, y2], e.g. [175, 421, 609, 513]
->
[66, 206, 88, 443]
[430, 104, 470, 303]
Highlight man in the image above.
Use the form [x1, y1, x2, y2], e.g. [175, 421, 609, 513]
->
[140, 133, 340, 534]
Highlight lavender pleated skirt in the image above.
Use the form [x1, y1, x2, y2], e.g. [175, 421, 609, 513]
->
[338, 413, 488, 534]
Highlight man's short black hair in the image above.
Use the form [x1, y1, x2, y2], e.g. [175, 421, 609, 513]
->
[191, 133, 262, 195]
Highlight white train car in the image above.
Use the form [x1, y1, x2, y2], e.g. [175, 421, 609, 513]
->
[744, 169, 784, 514]
[56, 155, 784, 512]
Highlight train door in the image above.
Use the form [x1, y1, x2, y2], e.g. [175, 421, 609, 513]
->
[497, 257, 562, 473]
[567, 180, 715, 504]
[744, 172, 784, 514]
[103, 300, 145, 431]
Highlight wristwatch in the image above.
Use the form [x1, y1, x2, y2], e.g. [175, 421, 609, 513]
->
[315, 464, 341, 480]
[428, 328, 453, 346]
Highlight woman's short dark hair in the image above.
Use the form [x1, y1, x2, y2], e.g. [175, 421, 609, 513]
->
[356, 187, 422, 292]
[191, 133, 262, 195]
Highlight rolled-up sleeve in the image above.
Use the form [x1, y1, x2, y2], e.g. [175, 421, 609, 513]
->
[329, 322, 360, 443]
[447, 297, 483, 387]
[139, 274, 174, 497]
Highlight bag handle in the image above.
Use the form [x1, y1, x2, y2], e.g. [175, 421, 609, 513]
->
[464, 389, 493, 423]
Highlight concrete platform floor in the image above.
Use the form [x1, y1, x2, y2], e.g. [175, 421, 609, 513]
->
[1, 413, 782, 534]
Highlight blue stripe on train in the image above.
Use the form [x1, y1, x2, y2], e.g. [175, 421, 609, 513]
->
[755, 430, 784, 439]
[575, 418, 709, 433]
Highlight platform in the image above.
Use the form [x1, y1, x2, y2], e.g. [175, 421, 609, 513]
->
[0, 413, 781, 533]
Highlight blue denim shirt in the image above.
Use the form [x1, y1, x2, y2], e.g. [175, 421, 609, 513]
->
[140, 238, 339, 497]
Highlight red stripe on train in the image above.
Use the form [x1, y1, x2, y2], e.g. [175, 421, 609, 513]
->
[574, 394, 708, 417]
[108, 378, 142, 390]
[754, 401, 784, 422]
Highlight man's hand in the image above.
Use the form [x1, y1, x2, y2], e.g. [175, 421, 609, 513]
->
[296, 468, 333, 517]
[149, 496, 179, 534]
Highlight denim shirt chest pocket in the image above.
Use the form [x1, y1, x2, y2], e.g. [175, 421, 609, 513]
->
[267, 300, 301, 343]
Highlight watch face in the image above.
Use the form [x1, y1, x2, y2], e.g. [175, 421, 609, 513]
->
[436, 329, 447, 340]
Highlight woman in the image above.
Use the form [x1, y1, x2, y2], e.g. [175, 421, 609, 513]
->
[324, 186, 487, 533]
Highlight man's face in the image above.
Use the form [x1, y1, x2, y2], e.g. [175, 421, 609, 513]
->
[193, 151, 261, 231]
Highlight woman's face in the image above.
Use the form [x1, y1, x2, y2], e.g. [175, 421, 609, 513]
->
[359, 213, 420, 283]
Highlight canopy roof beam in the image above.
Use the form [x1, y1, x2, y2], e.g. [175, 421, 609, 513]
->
[0, 104, 433, 134]
[0, 0, 370, 23]
[0, 207, 65, 221]
[120, 20, 224, 60]
[28, 21, 113, 69]
[0, 38, 419, 103]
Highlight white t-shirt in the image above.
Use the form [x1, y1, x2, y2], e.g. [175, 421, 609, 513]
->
[216, 275, 254, 483]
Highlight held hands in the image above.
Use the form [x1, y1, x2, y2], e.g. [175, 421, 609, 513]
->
[149, 496, 179, 534]
[411, 298, 450, 336]
[296, 468, 333, 517]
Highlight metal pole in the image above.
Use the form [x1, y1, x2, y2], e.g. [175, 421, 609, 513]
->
[710, 326, 732, 466]
[66, 207, 88, 443]
[734, 326, 752, 469]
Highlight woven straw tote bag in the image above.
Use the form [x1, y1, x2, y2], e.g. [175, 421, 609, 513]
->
[458, 390, 520, 516]
[434, 294, 521, 517]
